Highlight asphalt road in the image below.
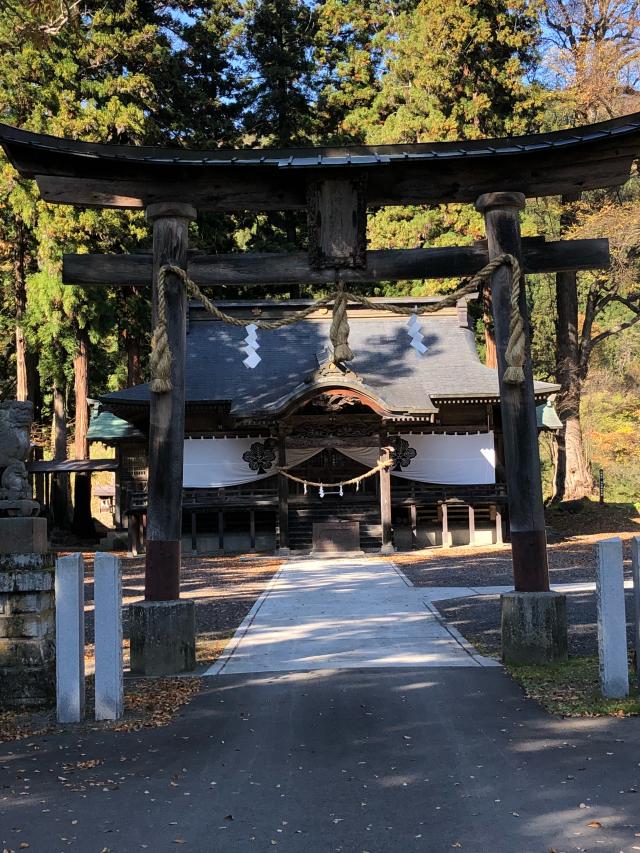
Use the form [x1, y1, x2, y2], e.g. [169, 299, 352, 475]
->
[2, 668, 640, 853]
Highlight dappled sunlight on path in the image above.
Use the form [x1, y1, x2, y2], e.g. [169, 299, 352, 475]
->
[205, 557, 498, 675]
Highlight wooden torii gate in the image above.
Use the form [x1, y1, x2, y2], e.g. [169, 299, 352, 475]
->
[3, 112, 639, 673]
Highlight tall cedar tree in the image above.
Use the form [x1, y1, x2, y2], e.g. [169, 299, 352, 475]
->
[0, 0, 237, 533]
[238, 0, 317, 271]
[350, 0, 542, 369]
[542, 0, 640, 500]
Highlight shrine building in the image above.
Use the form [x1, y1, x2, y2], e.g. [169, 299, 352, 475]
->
[89, 294, 558, 555]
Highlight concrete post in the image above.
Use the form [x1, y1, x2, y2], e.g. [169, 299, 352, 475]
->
[631, 536, 640, 687]
[55, 553, 85, 722]
[596, 537, 629, 698]
[94, 553, 123, 720]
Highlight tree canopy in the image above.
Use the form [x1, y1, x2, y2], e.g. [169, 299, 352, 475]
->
[1, 0, 640, 514]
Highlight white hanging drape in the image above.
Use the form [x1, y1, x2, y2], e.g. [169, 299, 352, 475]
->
[388, 432, 495, 485]
[183, 438, 322, 488]
[183, 432, 495, 488]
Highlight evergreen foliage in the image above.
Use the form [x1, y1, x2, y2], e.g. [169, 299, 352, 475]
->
[0, 0, 639, 521]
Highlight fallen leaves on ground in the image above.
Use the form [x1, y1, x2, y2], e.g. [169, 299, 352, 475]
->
[506, 656, 640, 717]
[111, 677, 203, 732]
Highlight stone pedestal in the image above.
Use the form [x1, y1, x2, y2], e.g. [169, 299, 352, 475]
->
[0, 517, 55, 708]
[501, 591, 568, 665]
[129, 600, 195, 676]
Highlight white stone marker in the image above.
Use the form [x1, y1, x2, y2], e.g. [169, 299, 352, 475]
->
[94, 553, 124, 720]
[55, 553, 85, 722]
[596, 537, 629, 698]
[632, 536, 640, 686]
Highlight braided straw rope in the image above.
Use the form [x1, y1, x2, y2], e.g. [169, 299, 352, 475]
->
[278, 457, 394, 489]
[149, 253, 525, 393]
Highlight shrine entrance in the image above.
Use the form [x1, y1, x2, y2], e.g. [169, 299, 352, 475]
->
[3, 111, 638, 673]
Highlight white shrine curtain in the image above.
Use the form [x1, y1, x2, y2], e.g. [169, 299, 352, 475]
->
[183, 438, 322, 488]
[383, 432, 495, 485]
[183, 432, 495, 488]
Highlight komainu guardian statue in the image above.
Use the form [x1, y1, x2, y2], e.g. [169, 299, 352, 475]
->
[0, 400, 39, 516]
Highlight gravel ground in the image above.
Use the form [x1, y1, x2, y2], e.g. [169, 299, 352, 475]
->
[434, 589, 638, 657]
[398, 503, 640, 657]
[73, 551, 280, 652]
[395, 534, 637, 587]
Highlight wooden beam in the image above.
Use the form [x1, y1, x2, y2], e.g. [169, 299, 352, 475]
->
[476, 191, 549, 592]
[63, 238, 610, 288]
[218, 510, 224, 552]
[191, 512, 197, 556]
[249, 509, 256, 552]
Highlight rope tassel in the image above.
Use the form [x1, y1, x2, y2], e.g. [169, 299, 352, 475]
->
[330, 283, 353, 364]
[149, 266, 173, 394]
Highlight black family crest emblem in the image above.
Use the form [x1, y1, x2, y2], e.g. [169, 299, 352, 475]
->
[390, 436, 417, 471]
[242, 438, 278, 475]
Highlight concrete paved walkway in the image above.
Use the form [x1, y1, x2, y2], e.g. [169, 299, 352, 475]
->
[205, 557, 498, 675]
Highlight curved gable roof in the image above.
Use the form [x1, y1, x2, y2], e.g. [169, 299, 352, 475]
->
[101, 309, 558, 416]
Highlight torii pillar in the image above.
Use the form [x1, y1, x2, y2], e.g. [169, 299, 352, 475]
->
[129, 202, 197, 676]
[476, 192, 567, 664]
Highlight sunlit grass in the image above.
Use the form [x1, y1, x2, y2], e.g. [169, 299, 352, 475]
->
[507, 655, 640, 717]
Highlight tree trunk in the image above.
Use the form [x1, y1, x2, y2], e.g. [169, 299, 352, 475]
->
[483, 286, 497, 368]
[50, 380, 71, 529]
[564, 409, 594, 500]
[125, 329, 142, 387]
[14, 223, 29, 402]
[285, 211, 301, 299]
[73, 326, 89, 460]
[553, 193, 594, 502]
[72, 325, 95, 537]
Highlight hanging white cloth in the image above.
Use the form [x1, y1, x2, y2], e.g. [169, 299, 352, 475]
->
[183, 432, 495, 488]
[388, 432, 496, 485]
[183, 438, 322, 488]
[339, 446, 381, 469]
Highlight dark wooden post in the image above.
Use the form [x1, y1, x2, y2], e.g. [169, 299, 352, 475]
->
[249, 509, 256, 552]
[114, 447, 122, 529]
[190, 512, 197, 555]
[144, 202, 197, 601]
[476, 192, 549, 592]
[218, 510, 225, 553]
[380, 443, 393, 554]
[278, 437, 289, 554]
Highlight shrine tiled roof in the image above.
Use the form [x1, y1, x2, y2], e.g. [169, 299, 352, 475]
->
[101, 302, 558, 417]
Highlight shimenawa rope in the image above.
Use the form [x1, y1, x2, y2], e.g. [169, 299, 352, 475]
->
[277, 456, 393, 490]
[149, 254, 525, 393]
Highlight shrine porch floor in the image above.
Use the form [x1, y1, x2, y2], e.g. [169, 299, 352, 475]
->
[204, 556, 499, 675]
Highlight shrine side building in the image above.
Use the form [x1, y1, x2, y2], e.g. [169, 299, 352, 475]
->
[91, 295, 558, 555]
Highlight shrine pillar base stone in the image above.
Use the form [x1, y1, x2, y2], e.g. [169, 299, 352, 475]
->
[501, 592, 568, 665]
[129, 600, 195, 676]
